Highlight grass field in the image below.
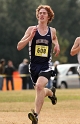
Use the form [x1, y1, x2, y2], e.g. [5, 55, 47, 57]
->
[0, 89, 80, 124]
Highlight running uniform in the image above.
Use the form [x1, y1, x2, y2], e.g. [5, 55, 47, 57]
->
[29, 27, 53, 85]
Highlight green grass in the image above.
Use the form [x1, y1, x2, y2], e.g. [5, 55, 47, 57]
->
[0, 89, 80, 102]
[56, 89, 80, 101]
[0, 90, 35, 102]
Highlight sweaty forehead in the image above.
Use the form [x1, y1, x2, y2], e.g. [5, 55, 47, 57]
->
[39, 8, 47, 13]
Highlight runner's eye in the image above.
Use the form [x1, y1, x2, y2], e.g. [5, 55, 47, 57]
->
[39, 12, 42, 15]
[39, 12, 47, 15]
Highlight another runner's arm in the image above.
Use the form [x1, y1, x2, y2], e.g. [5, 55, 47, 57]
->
[51, 28, 60, 57]
[17, 26, 37, 51]
[70, 37, 80, 56]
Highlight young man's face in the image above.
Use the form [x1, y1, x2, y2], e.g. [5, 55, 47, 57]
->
[38, 8, 49, 24]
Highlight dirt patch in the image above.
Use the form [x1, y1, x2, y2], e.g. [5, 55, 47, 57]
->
[0, 101, 80, 124]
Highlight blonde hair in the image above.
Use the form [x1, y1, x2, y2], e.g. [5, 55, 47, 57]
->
[36, 5, 54, 24]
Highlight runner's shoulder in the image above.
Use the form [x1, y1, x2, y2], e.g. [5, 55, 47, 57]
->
[27, 26, 36, 32]
[50, 27, 56, 32]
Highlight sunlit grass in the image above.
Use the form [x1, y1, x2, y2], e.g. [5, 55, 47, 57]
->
[0, 89, 80, 102]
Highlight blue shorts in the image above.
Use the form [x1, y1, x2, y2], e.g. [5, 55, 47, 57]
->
[29, 63, 54, 86]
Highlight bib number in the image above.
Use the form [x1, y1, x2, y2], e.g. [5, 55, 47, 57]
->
[35, 45, 48, 57]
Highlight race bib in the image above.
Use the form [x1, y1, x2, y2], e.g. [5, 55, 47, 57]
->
[35, 45, 48, 57]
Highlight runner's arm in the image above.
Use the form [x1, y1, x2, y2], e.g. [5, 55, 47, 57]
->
[70, 37, 80, 56]
[17, 26, 37, 51]
[51, 28, 60, 57]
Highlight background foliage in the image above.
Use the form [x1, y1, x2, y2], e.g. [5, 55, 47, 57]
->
[0, 0, 80, 68]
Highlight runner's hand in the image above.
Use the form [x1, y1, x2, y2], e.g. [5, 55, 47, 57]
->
[53, 44, 60, 57]
[30, 27, 37, 39]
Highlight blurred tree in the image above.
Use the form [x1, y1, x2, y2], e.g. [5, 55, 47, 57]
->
[0, 0, 41, 67]
[52, 32, 69, 63]
[46, 0, 80, 63]
[0, 0, 80, 67]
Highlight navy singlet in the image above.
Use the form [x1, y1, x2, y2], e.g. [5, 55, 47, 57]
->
[28, 26, 53, 84]
[29, 27, 52, 65]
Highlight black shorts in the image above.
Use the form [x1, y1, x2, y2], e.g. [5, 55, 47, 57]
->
[29, 63, 55, 86]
